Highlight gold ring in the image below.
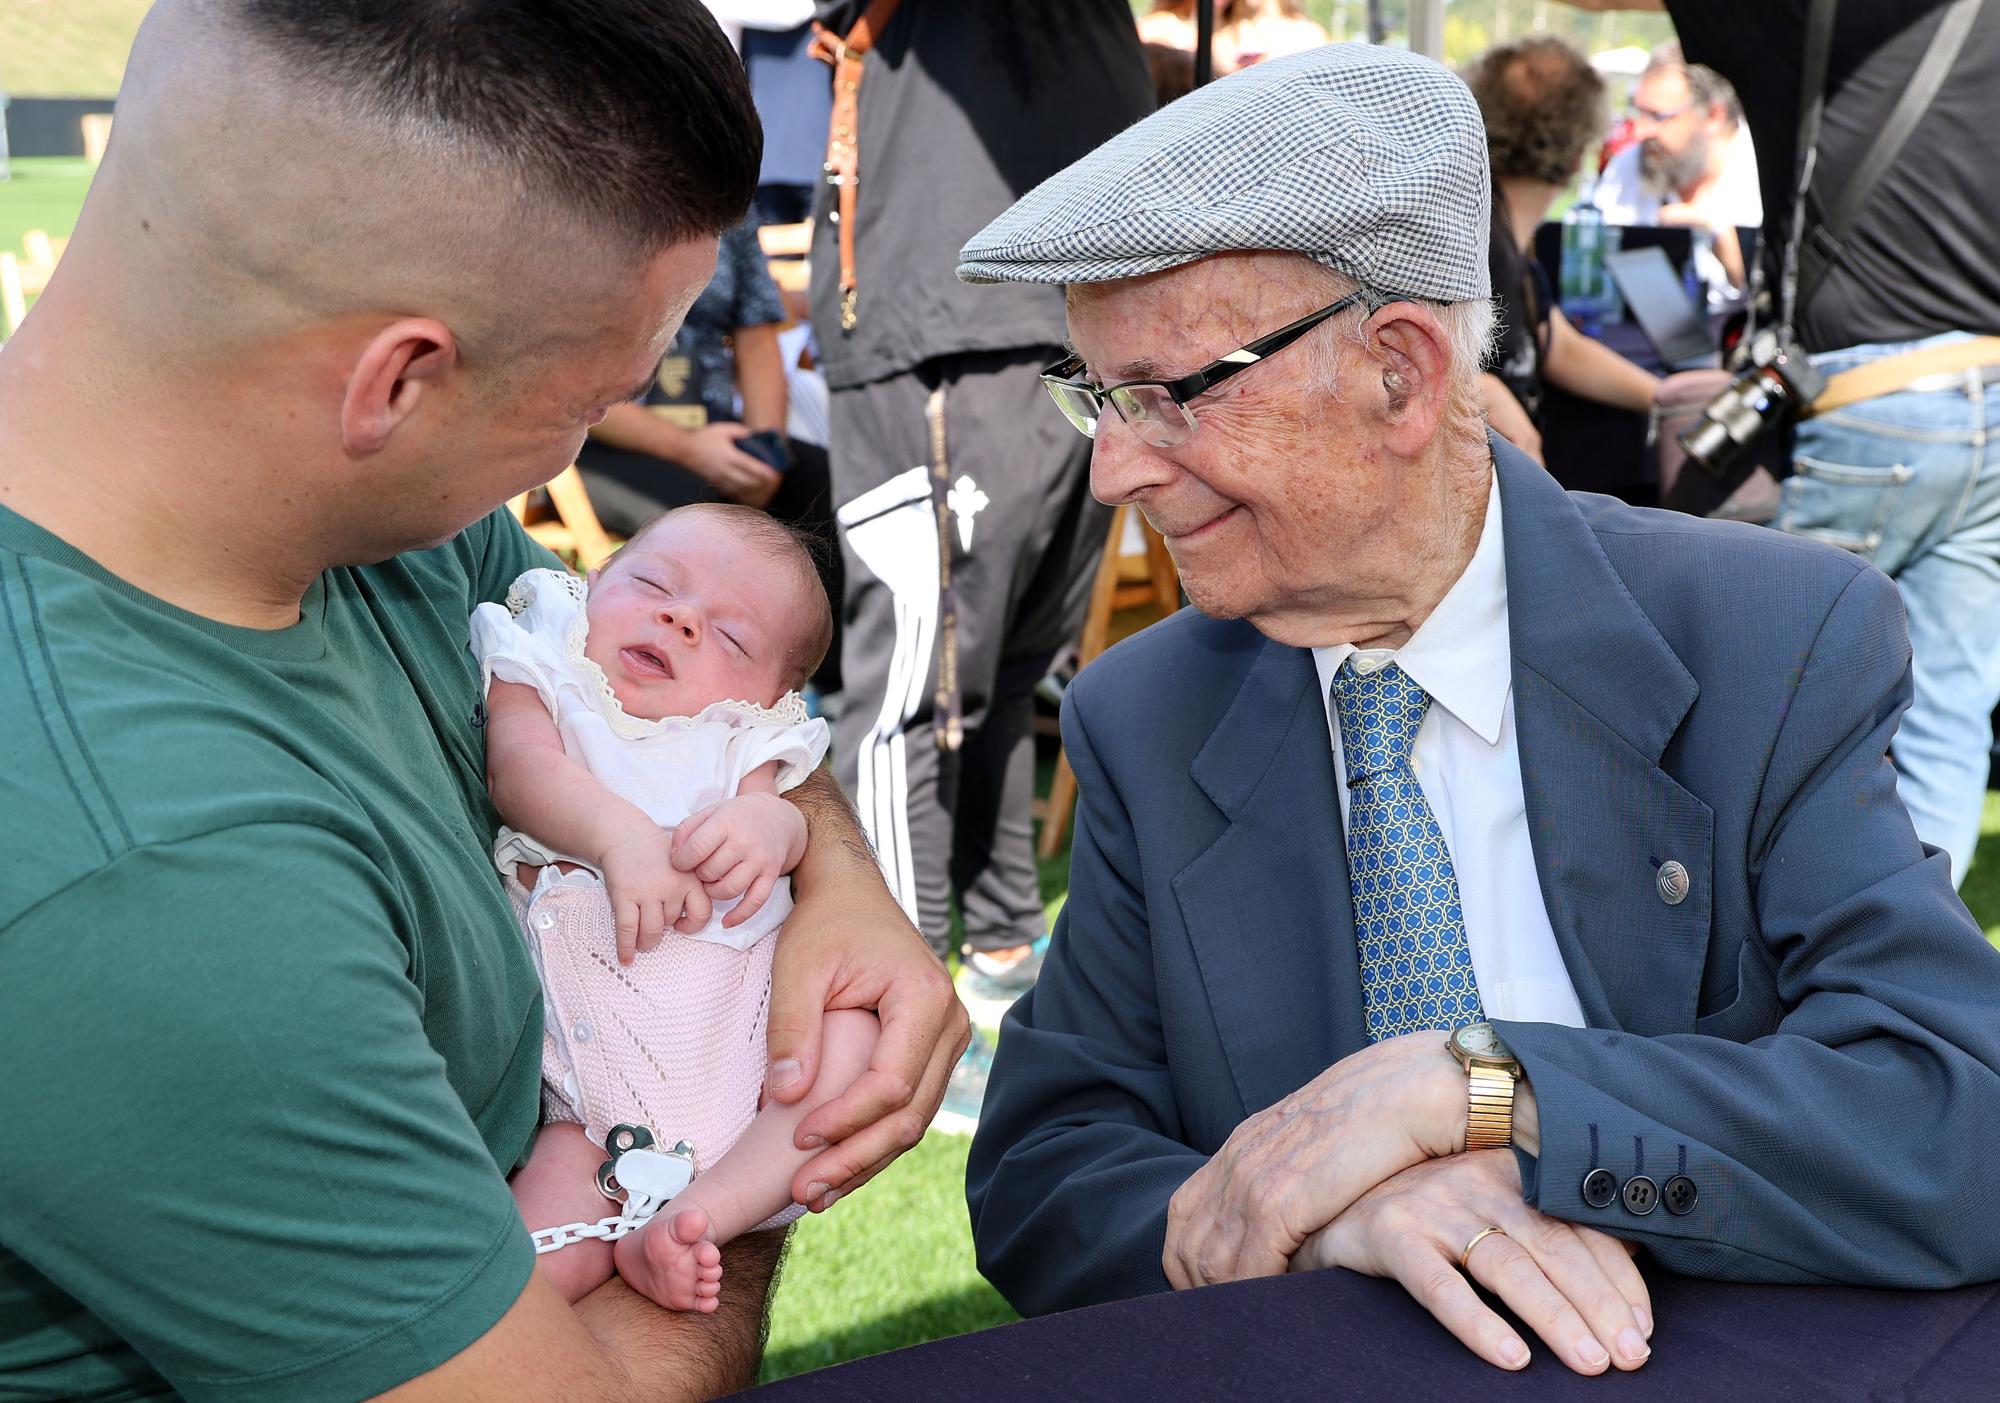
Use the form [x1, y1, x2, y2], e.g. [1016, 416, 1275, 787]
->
[1460, 1225, 1507, 1271]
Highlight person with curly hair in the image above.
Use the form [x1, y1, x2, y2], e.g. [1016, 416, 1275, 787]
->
[1461, 37, 1676, 465]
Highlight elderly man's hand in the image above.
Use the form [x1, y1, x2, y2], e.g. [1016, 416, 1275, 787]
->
[1293, 1151, 1653, 1376]
[1162, 1031, 1464, 1288]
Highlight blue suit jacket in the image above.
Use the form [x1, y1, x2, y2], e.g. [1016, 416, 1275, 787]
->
[968, 440, 2000, 1315]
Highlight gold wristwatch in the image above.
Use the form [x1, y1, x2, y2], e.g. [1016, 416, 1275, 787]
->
[1448, 1022, 1523, 1151]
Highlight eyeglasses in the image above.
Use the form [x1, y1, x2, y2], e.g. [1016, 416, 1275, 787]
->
[1040, 288, 1403, 448]
[1627, 100, 1695, 126]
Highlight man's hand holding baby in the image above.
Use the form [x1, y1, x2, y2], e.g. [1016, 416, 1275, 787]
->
[672, 792, 809, 928]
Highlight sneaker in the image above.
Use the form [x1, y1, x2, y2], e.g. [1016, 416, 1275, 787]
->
[934, 1028, 995, 1135]
[954, 934, 1049, 1010]
[1034, 647, 1078, 709]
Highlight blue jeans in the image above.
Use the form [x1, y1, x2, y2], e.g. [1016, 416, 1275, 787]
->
[1779, 331, 2000, 886]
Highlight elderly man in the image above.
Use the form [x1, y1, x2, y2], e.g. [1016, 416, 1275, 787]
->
[961, 43, 2000, 1378]
[0, 3, 963, 1399]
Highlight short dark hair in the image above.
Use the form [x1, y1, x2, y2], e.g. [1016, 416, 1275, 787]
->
[1462, 37, 1607, 187]
[236, 0, 761, 250]
[627, 504, 834, 693]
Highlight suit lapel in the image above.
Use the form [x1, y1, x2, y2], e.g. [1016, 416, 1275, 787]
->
[1495, 443, 1714, 1035]
[1165, 444, 1717, 1115]
[1173, 640, 1365, 1116]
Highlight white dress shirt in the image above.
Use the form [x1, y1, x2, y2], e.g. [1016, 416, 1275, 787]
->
[1312, 474, 1586, 1028]
[1594, 127, 1763, 307]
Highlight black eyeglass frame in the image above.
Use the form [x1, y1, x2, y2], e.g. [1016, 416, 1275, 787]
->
[1040, 288, 1411, 442]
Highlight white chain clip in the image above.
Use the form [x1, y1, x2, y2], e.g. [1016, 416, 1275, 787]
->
[530, 1124, 697, 1256]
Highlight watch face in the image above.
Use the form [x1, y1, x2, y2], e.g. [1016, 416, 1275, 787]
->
[1453, 1023, 1504, 1058]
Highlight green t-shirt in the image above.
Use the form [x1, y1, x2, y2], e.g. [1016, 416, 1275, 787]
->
[0, 507, 558, 1401]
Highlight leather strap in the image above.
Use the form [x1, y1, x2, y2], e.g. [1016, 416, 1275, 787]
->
[1798, 0, 1984, 306]
[1802, 335, 2000, 417]
[925, 386, 963, 753]
[1769, 0, 1840, 341]
[809, 0, 904, 331]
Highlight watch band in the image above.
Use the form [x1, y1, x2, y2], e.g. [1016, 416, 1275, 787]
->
[1465, 1062, 1517, 1151]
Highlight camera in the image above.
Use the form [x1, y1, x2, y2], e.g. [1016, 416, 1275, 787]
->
[736, 429, 792, 473]
[1677, 327, 1827, 477]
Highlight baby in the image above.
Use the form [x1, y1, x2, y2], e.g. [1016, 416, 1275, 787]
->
[471, 503, 878, 1312]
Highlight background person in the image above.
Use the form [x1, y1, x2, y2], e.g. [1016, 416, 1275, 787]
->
[806, 1, 1154, 1115]
[0, 3, 964, 1398]
[958, 42, 2000, 1376]
[1221, 0, 1330, 69]
[1460, 36, 1673, 466]
[1567, 0, 2000, 889]
[1136, 1, 1328, 103]
[1593, 41, 1760, 300]
[575, 215, 843, 692]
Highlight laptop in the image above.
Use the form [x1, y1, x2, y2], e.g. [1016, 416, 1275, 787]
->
[1604, 244, 1720, 371]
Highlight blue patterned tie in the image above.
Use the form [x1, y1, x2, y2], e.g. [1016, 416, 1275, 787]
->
[1329, 658, 1484, 1040]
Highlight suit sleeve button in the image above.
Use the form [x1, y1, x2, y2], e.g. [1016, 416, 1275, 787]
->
[1621, 1174, 1659, 1216]
[1663, 1174, 1698, 1216]
[1581, 1167, 1618, 1209]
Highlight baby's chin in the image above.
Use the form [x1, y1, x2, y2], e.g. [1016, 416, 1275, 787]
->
[601, 669, 792, 722]
[611, 686, 678, 722]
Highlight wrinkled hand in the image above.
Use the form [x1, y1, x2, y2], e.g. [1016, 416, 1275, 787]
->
[672, 793, 809, 929]
[1293, 1150, 1652, 1376]
[766, 870, 968, 1213]
[682, 422, 782, 507]
[1164, 1031, 1462, 1289]
[598, 827, 711, 962]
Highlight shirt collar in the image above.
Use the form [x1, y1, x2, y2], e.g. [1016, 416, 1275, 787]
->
[1312, 470, 1510, 745]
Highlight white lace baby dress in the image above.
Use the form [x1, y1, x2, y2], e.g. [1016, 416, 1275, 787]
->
[469, 568, 829, 1194]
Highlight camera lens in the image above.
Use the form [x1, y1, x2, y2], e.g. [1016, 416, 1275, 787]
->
[1679, 414, 1736, 472]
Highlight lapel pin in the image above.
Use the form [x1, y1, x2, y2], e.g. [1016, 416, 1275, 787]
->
[1657, 860, 1690, 906]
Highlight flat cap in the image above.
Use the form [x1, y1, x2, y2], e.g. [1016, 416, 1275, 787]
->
[958, 42, 1490, 303]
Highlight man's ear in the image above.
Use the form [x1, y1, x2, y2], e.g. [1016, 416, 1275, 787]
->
[340, 318, 459, 457]
[1365, 303, 1452, 455]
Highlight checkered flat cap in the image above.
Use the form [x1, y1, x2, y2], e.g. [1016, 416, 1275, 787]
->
[958, 43, 1490, 304]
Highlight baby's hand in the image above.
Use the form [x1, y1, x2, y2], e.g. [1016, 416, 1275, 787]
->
[599, 828, 712, 962]
[671, 793, 808, 929]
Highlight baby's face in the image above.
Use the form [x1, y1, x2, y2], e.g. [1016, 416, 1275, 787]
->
[583, 515, 806, 721]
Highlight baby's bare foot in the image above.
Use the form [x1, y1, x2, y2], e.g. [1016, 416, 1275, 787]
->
[617, 1207, 723, 1312]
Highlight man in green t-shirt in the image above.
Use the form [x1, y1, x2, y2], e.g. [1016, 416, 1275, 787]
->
[0, 3, 967, 1399]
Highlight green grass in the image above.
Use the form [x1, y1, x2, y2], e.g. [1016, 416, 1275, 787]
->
[0, 0, 146, 97]
[1964, 792, 2000, 944]
[0, 156, 94, 253]
[762, 1132, 1015, 1382]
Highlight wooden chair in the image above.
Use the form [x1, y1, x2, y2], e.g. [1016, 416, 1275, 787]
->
[1036, 502, 1180, 859]
[758, 220, 813, 320]
[0, 254, 27, 338]
[81, 114, 114, 166]
[508, 464, 621, 574]
[15, 230, 64, 298]
[756, 221, 812, 259]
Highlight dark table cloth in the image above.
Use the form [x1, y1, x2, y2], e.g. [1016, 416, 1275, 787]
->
[1541, 319, 1664, 508]
[747, 1266, 2000, 1400]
